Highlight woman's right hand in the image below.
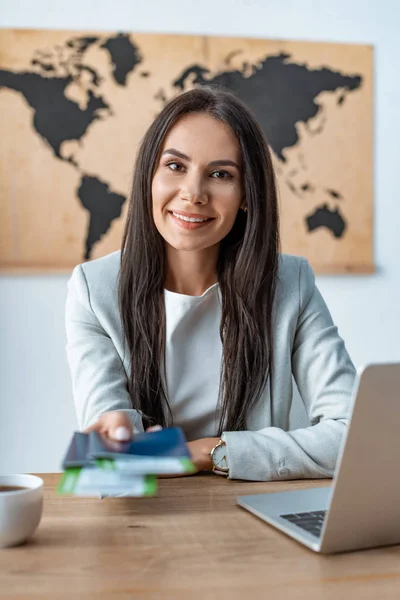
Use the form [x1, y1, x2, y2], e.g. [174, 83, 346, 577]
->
[83, 411, 162, 443]
[83, 411, 134, 442]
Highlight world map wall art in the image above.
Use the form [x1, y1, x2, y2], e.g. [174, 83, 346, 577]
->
[0, 29, 373, 273]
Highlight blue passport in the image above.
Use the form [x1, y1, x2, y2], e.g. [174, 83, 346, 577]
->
[62, 426, 195, 475]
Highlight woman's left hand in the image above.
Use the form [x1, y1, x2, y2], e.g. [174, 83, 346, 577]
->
[186, 437, 220, 473]
[147, 426, 219, 477]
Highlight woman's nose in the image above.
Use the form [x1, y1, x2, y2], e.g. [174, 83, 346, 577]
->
[180, 190, 207, 205]
[180, 173, 208, 204]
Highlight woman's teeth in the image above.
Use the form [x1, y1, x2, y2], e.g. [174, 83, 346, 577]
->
[172, 212, 210, 223]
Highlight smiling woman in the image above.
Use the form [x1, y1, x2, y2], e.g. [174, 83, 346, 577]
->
[152, 112, 245, 288]
[65, 86, 356, 481]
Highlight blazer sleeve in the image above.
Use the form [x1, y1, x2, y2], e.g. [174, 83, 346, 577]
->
[222, 258, 356, 481]
[65, 264, 144, 433]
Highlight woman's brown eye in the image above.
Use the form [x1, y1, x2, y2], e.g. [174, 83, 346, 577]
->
[167, 162, 182, 171]
[211, 170, 232, 179]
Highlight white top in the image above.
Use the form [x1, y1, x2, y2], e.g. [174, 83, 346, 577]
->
[164, 282, 223, 440]
[65, 251, 356, 481]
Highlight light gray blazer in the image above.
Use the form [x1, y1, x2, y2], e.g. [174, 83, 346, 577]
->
[65, 251, 356, 481]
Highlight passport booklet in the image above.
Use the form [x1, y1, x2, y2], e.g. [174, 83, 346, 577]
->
[57, 426, 195, 497]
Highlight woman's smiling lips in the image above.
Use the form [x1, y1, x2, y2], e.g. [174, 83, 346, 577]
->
[168, 210, 215, 230]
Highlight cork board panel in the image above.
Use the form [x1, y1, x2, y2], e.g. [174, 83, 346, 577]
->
[0, 29, 373, 273]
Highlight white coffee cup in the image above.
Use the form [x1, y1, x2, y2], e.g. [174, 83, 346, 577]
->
[0, 474, 44, 548]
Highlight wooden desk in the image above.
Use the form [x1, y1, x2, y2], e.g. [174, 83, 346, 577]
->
[1, 474, 400, 599]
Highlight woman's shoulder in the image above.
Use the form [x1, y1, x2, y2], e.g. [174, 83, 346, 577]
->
[78, 250, 121, 284]
[276, 253, 315, 307]
[68, 250, 121, 308]
[277, 252, 311, 280]
[68, 250, 314, 311]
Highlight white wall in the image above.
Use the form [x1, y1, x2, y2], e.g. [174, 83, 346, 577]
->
[1, 0, 399, 473]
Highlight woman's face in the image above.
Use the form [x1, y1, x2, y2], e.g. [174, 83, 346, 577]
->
[151, 112, 244, 253]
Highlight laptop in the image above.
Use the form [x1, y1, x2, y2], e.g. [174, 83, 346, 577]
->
[237, 363, 400, 553]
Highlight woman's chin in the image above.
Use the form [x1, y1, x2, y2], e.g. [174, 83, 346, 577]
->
[165, 237, 220, 253]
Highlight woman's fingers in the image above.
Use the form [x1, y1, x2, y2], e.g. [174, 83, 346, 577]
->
[83, 422, 102, 434]
[105, 413, 133, 441]
[83, 411, 134, 441]
[83, 413, 163, 442]
[113, 426, 132, 441]
[146, 425, 163, 433]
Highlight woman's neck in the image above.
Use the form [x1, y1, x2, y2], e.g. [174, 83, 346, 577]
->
[164, 245, 218, 296]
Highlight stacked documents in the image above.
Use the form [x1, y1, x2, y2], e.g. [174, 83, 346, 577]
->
[57, 426, 195, 497]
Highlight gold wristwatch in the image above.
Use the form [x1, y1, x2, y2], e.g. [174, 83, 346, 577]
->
[210, 439, 229, 476]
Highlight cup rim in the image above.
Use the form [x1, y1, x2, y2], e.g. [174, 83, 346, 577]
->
[0, 474, 44, 494]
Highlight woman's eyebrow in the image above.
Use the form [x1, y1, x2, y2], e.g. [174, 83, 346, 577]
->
[161, 148, 240, 169]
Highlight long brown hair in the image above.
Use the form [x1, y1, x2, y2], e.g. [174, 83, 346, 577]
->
[119, 86, 280, 434]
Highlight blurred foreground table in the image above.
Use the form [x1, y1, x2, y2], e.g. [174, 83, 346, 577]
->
[1, 473, 400, 599]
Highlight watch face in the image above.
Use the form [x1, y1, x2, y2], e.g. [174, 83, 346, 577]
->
[212, 443, 228, 471]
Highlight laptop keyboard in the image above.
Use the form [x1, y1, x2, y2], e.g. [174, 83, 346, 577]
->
[280, 510, 326, 537]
